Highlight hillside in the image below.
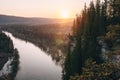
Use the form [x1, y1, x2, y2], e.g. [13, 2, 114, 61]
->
[0, 14, 73, 25]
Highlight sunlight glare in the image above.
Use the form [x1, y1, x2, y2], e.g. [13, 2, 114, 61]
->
[60, 10, 69, 19]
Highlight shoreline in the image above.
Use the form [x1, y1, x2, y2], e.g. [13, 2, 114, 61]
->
[0, 32, 19, 80]
[1, 25, 70, 65]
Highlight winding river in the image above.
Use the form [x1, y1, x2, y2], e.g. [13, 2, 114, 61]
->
[4, 32, 62, 80]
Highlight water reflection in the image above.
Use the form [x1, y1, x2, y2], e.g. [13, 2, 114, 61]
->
[5, 32, 62, 80]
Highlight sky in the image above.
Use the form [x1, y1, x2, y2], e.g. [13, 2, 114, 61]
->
[0, 0, 92, 18]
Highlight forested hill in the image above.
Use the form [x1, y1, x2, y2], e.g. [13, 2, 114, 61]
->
[0, 14, 72, 25]
[63, 0, 120, 80]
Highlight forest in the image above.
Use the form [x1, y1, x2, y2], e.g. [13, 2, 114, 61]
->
[63, 0, 120, 80]
[0, 0, 120, 80]
[0, 23, 72, 65]
[0, 31, 19, 80]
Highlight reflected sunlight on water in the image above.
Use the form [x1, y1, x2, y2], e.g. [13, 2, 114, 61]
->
[4, 32, 62, 80]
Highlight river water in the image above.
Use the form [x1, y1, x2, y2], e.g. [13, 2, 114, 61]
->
[4, 32, 62, 80]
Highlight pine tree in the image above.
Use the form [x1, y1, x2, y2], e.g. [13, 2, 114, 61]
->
[99, 2, 107, 35]
[63, 0, 111, 79]
[62, 37, 72, 80]
[82, 1, 98, 62]
[108, 0, 120, 25]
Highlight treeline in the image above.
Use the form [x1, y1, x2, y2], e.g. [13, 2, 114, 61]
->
[63, 0, 120, 80]
[1, 24, 71, 65]
[0, 31, 20, 80]
[0, 31, 14, 53]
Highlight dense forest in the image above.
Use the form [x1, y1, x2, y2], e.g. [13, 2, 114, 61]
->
[63, 0, 120, 80]
[0, 31, 14, 71]
[0, 0, 120, 80]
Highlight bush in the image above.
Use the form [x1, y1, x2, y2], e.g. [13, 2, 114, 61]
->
[70, 59, 120, 80]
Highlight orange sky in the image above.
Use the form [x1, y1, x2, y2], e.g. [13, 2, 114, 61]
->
[0, 0, 92, 18]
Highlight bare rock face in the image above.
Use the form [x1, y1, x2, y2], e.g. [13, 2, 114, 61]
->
[97, 36, 120, 63]
[111, 55, 120, 63]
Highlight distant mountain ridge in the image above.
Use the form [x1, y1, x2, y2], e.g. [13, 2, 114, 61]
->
[0, 14, 72, 25]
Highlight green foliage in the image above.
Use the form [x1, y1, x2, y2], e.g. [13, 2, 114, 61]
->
[107, 0, 120, 25]
[63, 40, 72, 80]
[63, 37, 82, 80]
[0, 32, 14, 53]
[64, 0, 120, 80]
[70, 59, 120, 80]
[106, 25, 120, 40]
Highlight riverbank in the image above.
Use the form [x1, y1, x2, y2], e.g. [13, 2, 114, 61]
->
[4, 31, 62, 80]
[1, 24, 71, 65]
[0, 52, 8, 70]
[0, 31, 19, 80]
[0, 32, 14, 70]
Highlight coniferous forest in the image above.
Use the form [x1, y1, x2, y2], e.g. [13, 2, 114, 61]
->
[0, 0, 120, 80]
[63, 0, 120, 80]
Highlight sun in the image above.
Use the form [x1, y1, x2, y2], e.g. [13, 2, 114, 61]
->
[60, 10, 69, 19]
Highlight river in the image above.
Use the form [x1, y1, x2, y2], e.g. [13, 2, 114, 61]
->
[4, 32, 62, 80]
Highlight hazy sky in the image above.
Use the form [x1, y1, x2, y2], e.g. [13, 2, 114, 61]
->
[0, 0, 92, 18]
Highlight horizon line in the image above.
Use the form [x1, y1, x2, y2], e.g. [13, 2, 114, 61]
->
[0, 13, 74, 20]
